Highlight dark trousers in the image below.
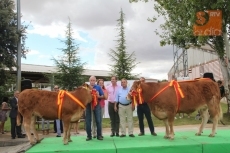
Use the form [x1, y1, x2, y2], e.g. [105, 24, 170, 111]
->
[53, 120, 63, 132]
[137, 103, 155, 134]
[10, 117, 22, 138]
[108, 102, 120, 134]
[86, 103, 102, 138]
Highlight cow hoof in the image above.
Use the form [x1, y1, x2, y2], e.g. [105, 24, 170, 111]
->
[208, 134, 215, 137]
[63, 141, 69, 145]
[195, 133, 201, 136]
[164, 136, 169, 139]
[68, 139, 72, 142]
[30, 142, 36, 145]
[169, 137, 174, 140]
[36, 140, 41, 143]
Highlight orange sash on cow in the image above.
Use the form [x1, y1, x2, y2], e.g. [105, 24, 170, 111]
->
[57, 90, 86, 119]
[150, 80, 184, 112]
[131, 84, 144, 106]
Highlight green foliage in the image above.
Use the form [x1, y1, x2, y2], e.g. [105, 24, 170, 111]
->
[52, 19, 85, 91]
[130, 0, 230, 59]
[109, 9, 139, 80]
[0, 72, 15, 102]
[0, 0, 28, 97]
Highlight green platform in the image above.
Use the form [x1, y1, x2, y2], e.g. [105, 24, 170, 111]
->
[26, 129, 230, 153]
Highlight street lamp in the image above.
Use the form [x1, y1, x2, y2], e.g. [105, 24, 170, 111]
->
[17, 0, 21, 91]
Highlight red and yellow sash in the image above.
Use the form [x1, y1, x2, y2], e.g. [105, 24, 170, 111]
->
[131, 84, 144, 106]
[91, 89, 98, 110]
[57, 90, 86, 119]
[150, 80, 184, 112]
[131, 80, 185, 111]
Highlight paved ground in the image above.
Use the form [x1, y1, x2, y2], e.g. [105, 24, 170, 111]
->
[0, 124, 229, 153]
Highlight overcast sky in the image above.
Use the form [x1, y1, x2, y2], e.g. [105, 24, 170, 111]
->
[17, 0, 174, 80]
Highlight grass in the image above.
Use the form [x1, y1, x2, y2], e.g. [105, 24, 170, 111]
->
[3, 103, 230, 132]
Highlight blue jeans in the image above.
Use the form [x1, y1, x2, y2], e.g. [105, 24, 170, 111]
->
[86, 103, 102, 138]
[56, 119, 62, 136]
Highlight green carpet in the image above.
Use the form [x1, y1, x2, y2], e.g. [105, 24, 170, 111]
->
[26, 129, 230, 153]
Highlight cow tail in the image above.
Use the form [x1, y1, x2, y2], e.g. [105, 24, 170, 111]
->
[16, 112, 22, 126]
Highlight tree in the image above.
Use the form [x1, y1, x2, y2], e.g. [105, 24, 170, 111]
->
[0, 0, 28, 99]
[109, 9, 138, 80]
[130, 0, 229, 53]
[53, 19, 85, 91]
[130, 0, 230, 89]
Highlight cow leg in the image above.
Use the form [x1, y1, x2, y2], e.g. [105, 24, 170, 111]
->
[23, 116, 36, 145]
[209, 99, 222, 137]
[196, 109, 209, 136]
[163, 119, 170, 139]
[209, 115, 218, 137]
[67, 123, 72, 142]
[168, 117, 175, 140]
[31, 116, 40, 143]
[62, 120, 70, 145]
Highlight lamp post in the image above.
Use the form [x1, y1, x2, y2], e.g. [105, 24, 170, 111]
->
[16, 0, 21, 91]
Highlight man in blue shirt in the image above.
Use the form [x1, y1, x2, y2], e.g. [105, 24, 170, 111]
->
[114, 78, 135, 137]
[86, 76, 104, 141]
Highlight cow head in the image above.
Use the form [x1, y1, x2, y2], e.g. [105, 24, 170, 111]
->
[126, 80, 141, 100]
[131, 80, 141, 91]
[81, 83, 92, 90]
[73, 83, 93, 106]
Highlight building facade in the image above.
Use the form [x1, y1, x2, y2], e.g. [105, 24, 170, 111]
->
[168, 45, 223, 81]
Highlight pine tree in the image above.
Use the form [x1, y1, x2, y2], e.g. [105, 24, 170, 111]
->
[109, 9, 138, 80]
[0, 0, 27, 100]
[53, 19, 85, 91]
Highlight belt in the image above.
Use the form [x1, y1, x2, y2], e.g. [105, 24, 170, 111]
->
[119, 102, 132, 106]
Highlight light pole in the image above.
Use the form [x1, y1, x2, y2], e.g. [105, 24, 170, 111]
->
[16, 0, 21, 91]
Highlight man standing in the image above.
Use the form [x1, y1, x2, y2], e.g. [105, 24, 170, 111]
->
[217, 80, 225, 98]
[114, 78, 135, 137]
[53, 85, 63, 137]
[137, 77, 157, 136]
[106, 76, 120, 137]
[85, 76, 104, 141]
[9, 91, 25, 139]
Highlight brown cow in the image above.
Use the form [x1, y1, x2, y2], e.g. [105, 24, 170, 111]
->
[128, 79, 222, 139]
[18, 85, 92, 145]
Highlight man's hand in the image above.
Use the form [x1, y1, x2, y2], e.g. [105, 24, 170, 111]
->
[96, 91, 99, 97]
[132, 105, 135, 111]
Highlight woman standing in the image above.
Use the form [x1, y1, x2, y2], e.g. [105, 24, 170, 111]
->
[92, 79, 108, 138]
[0, 97, 11, 134]
[97, 79, 108, 119]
